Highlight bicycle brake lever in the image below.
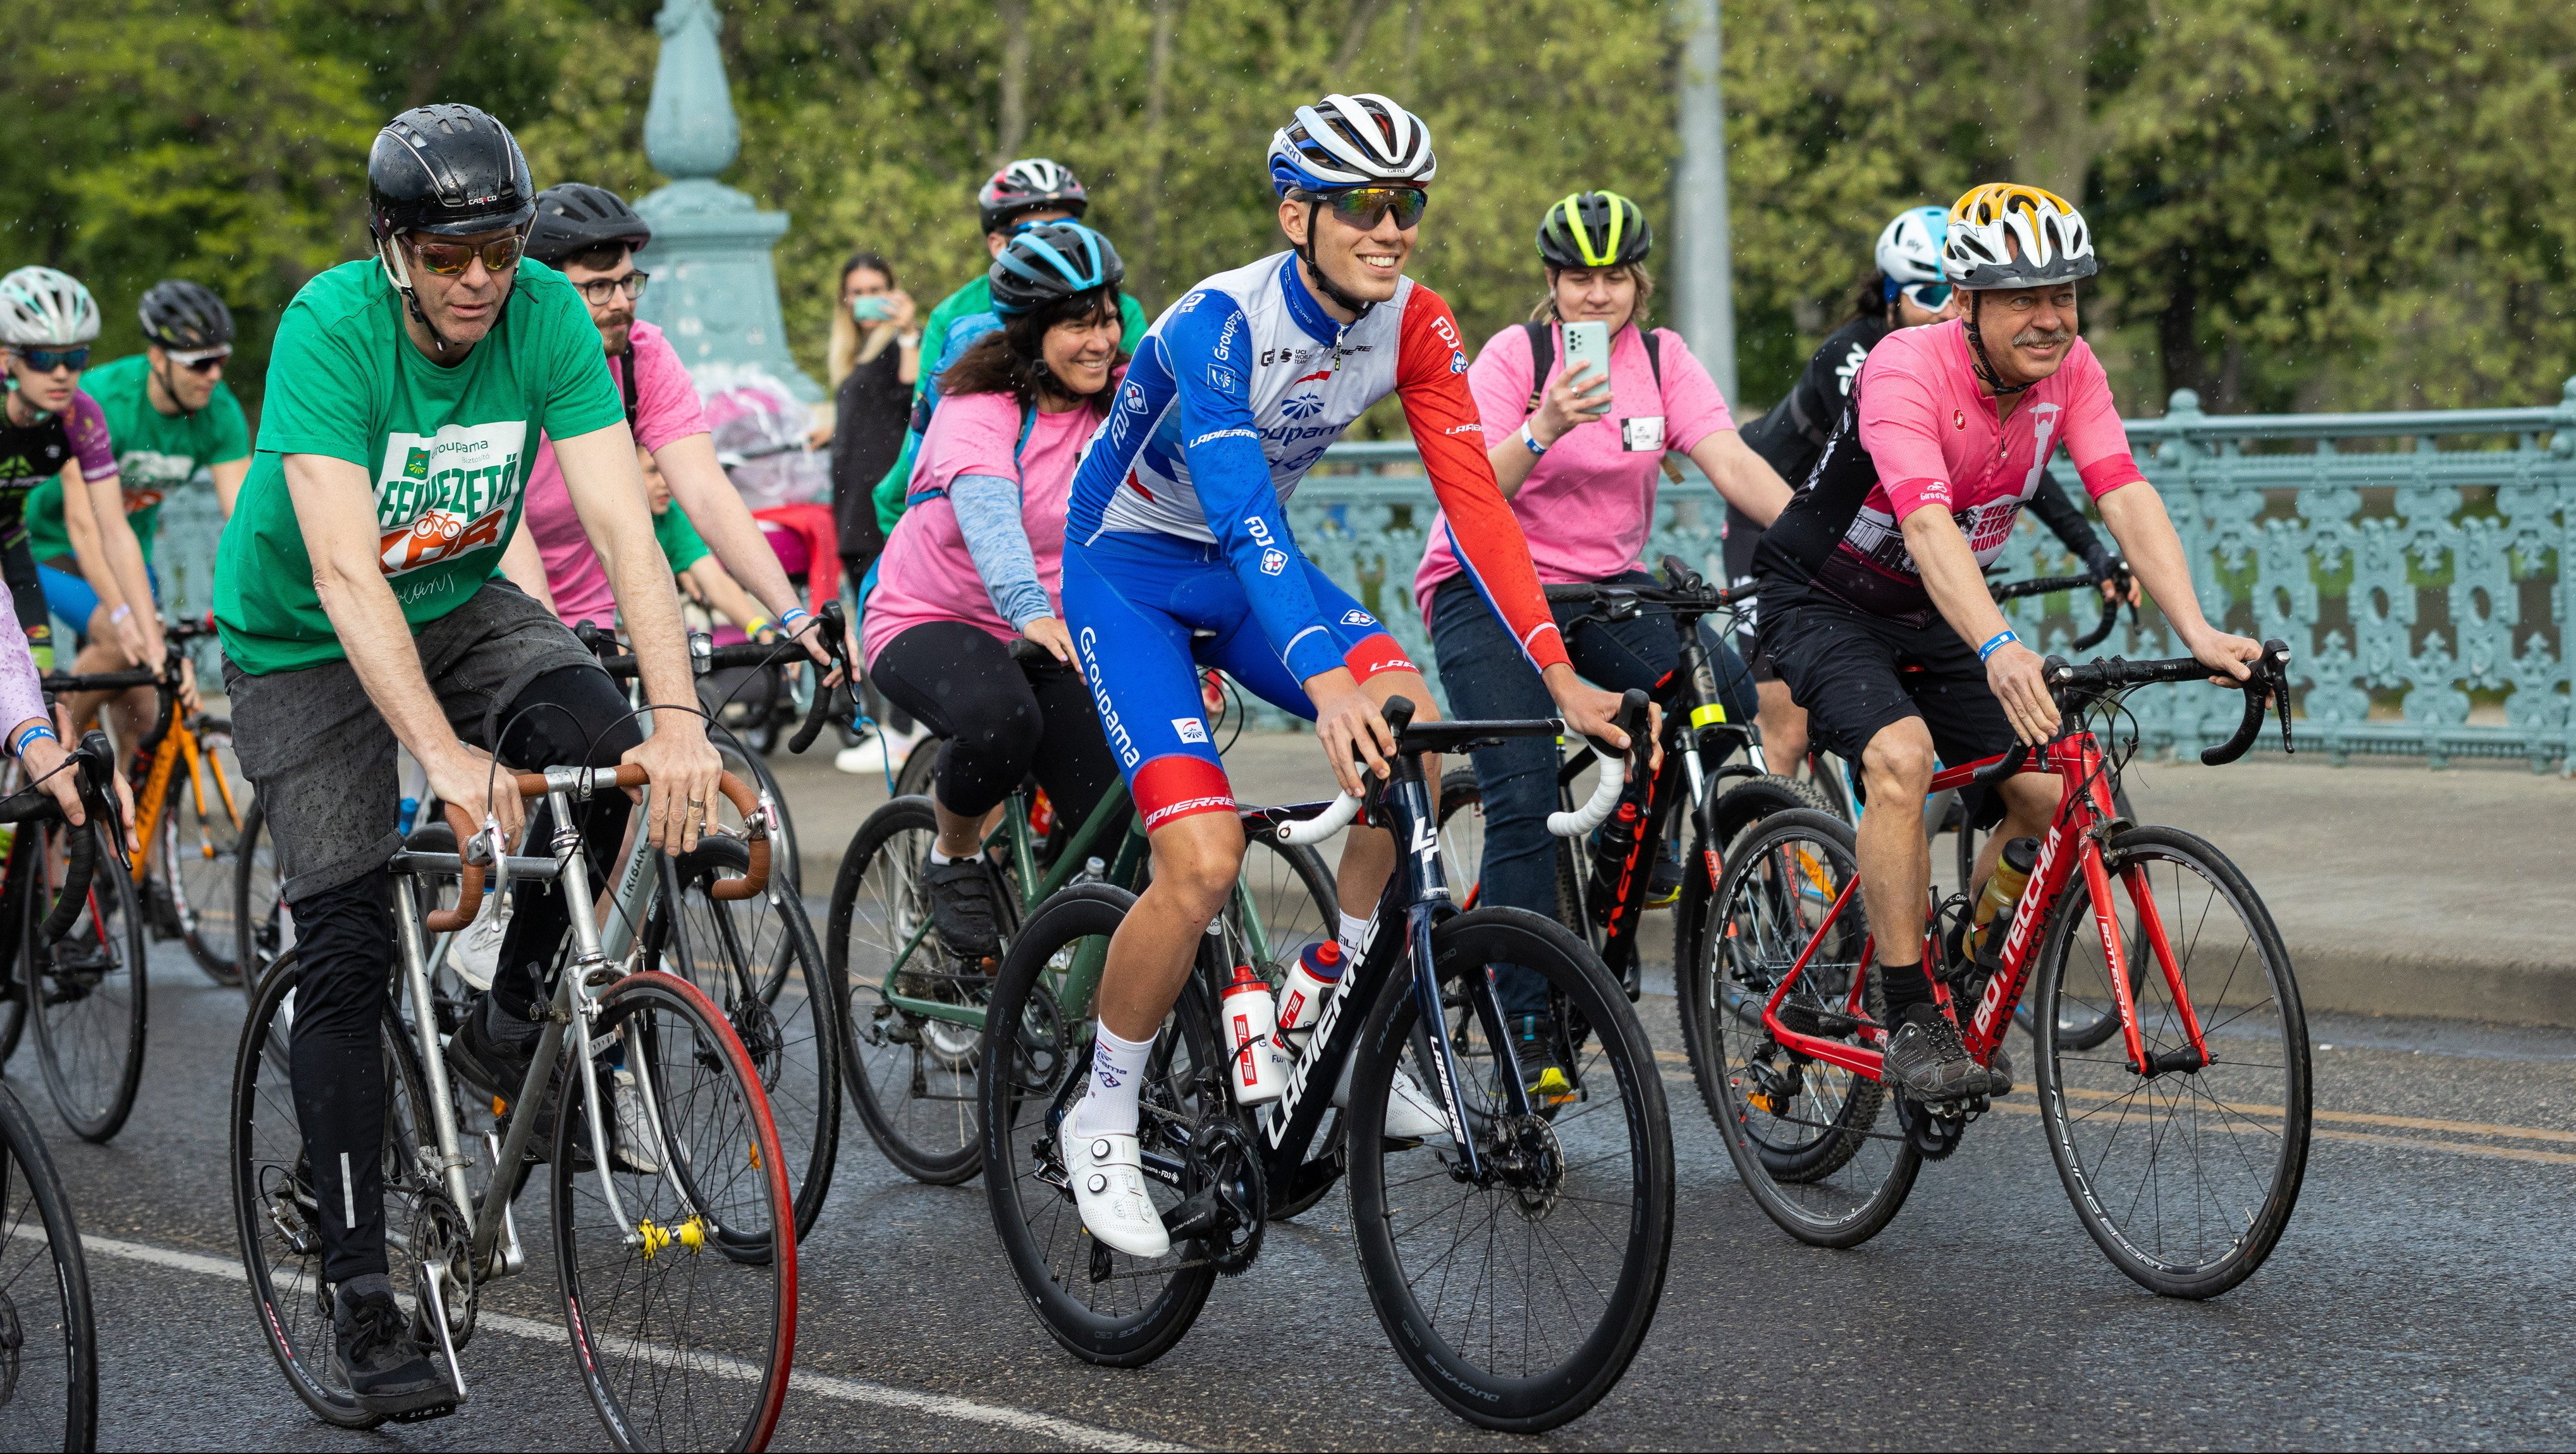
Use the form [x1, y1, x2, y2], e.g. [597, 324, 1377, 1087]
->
[2264, 639, 2295, 756]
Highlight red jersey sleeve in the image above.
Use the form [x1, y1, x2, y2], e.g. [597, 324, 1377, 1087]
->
[1394, 285, 1570, 673]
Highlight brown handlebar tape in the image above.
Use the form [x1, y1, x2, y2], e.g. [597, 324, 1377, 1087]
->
[423, 768, 769, 933]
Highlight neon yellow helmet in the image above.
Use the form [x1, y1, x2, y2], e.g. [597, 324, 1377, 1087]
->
[1536, 191, 1652, 269]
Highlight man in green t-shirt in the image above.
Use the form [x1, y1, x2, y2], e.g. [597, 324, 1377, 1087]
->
[214, 104, 722, 1420]
[35, 281, 252, 744]
[866, 157, 1149, 532]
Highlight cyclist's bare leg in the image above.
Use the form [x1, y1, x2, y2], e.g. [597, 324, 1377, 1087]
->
[62, 617, 154, 749]
[1961, 772, 2060, 897]
[1095, 808, 1244, 1041]
[1856, 718, 1939, 970]
[929, 799, 1005, 859]
[1755, 679, 1808, 774]
[1330, 667, 1440, 921]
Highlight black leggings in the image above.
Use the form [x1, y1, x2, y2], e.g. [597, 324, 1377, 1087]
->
[869, 620, 1117, 840]
[291, 665, 642, 1284]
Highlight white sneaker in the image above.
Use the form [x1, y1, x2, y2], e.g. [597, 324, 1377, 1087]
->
[450, 889, 511, 992]
[610, 1068, 662, 1174]
[1060, 1111, 1169, 1258]
[1334, 1056, 1454, 1143]
[837, 722, 930, 776]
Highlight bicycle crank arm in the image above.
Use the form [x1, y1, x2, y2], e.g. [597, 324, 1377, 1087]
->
[415, 1257, 470, 1406]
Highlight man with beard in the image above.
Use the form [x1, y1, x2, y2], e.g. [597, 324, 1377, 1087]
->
[1750, 183, 2263, 1106]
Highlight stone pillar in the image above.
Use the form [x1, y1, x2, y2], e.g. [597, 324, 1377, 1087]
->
[633, 0, 819, 401]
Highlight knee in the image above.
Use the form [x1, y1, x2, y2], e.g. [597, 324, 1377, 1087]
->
[1861, 725, 1936, 796]
[1149, 823, 1243, 919]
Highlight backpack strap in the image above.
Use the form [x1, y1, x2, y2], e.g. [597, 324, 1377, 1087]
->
[1015, 401, 1038, 462]
[1523, 321, 1554, 413]
[1639, 326, 1663, 392]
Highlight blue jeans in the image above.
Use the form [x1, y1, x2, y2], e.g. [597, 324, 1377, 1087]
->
[1428, 571, 1757, 1017]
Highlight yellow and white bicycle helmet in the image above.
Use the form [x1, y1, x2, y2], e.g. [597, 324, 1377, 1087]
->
[1942, 184, 2097, 289]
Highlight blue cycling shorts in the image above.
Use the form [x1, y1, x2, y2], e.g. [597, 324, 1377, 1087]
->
[39, 562, 156, 639]
[1062, 530, 1416, 832]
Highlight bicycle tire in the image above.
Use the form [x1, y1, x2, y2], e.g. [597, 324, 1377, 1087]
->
[1695, 809, 1920, 1245]
[232, 796, 283, 1006]
[831, 796, 990, 1185]
[2006, 779, 2137, 1047]
[170, 724, 247, 986]
[551, 969, 796, 1453]
[893, 738, 941, 801]
[0, 829, 32, 1066]
[1346, 905, 1673, 1433]
[647, 834, 843, 1244]
[1233, 834, 1342, 1221]
[28, 816, 148, 1142]
[0, 1079, 97, 1450]
[229, 951, 443, 1431]
[2032, 823, 2311, 1299]
[979, 884, 1217, 1367]
[1433, 765, 1583, 928]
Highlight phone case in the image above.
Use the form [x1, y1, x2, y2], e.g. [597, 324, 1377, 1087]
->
[1561, 321, 1614, 416]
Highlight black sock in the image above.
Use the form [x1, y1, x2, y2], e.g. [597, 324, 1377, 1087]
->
[1877, 956, 1937, 1023]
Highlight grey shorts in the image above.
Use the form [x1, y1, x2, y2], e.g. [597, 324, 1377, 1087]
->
[224, 581, 601, 901]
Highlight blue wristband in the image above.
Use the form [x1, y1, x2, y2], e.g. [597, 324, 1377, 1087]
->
[1977, 629, 2020, 663]
[10, 723, 55, 758]
[780, 607, 814, 633]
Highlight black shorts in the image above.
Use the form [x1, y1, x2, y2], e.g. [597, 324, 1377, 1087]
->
[1753, 572, 2016, 776]
[1721, 504, 1777, 683]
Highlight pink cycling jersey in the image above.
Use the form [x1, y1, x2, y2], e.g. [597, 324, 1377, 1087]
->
[1813, 319, 2142, 613]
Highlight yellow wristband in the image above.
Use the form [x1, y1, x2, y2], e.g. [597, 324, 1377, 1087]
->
[745, 616, 772, 636]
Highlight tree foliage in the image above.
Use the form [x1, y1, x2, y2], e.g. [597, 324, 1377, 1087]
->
[3, 0, 2567, 421]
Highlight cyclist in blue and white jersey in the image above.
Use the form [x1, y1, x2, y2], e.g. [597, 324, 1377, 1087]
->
[1055, 93, 1639, 1257]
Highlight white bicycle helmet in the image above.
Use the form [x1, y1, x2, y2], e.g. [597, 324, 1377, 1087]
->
[1942, 183, 2097, 289]
[1875, 206, 1948, 287]
[0, 268, 102, 348]
[1269, 93, 1436, 195]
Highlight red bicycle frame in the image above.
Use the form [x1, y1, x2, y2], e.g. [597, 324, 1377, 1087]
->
[1757, 727, 2213, 1081]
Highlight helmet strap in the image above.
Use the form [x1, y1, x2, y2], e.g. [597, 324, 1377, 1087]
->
[1297, 204, 1377, 322]
[1963, 293, 2032, 398]
[150, 353, 197, 420]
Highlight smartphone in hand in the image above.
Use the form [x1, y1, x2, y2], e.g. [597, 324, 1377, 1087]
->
[1561, 320, 1614, 417]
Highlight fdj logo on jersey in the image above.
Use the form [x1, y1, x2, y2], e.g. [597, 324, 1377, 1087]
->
[373, 422, 527, 578]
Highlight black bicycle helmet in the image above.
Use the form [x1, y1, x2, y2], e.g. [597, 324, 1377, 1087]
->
[1536, 190, 1652, 270]
[988, 222, 1124, 316]
[367, 104, 537, 243]
[137, 281, 233, 352]
[526, 182, 653, 266]
[977, 159, 1089, 234]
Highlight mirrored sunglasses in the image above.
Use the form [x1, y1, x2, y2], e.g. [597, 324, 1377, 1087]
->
[410, 235, 525, 277]
[13, 347, 88, 374]
[1901, 281, 1954, 312]
[1300, 186, 1428, 231]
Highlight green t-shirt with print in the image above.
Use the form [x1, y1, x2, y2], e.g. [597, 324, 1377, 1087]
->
[28, 353, 251, 570]
[215, 259, 622, 675]
[653, 500, 709, 574]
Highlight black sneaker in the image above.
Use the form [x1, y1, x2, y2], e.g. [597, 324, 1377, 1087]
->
[1984, 1038, 2015, 1097]
[331, 1279, 457, 1419]
[447, 992, 540, 1100]
[923, 857, 1001, 959]
[1511, 1015, 1579, 1109]
[1880, 1003, 1986, 1104]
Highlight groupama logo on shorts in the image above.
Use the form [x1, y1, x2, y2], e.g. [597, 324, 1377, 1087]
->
[1280, 393, 1326, 420]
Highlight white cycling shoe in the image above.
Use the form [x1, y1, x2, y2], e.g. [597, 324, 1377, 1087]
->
[1060, 1108, 1170, 1259]
[1334, 1056, 1454, 1142]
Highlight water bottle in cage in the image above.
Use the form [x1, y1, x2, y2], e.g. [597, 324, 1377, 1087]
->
[1273, 940, 1344, 1052]
[1585, 792, 1649, 930]
[1219, 963, 1287, 1105]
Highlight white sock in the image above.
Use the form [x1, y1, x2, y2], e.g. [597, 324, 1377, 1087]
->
[929, 847, 980, 865]
[1338, 911, 1372, 960]
[1076, 1022, 1156, 1137]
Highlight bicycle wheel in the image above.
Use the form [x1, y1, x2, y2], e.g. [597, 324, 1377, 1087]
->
[710, 727, 799, 895]
[893, 738, 941, 801]
[1688, 808, 1919, 1245]
[1434, 765, 1584, 925]
[645, 835, 843, 1244]
[551, 970, 795, 1453]
[980, 884, 1217, 1367]
[27, 816, 148, 1142]
[1232, 834, 1342, 1221]
[0, 832, 32, 1066]
[2008, 779, 2137, 1047]
[232, 796, 283, 1004]
[0, 1080, 96, 1450]
[2032, 824, 2310, 1299]
[169, 727, 248, 986]
[1346, 906, 1672, 1433]
[230, 952, 445, 1431]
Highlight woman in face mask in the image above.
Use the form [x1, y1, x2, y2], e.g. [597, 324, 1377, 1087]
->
[818, 252, 919, 582]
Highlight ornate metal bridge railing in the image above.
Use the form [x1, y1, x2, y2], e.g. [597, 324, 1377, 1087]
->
[1282, 382, 2576, 770]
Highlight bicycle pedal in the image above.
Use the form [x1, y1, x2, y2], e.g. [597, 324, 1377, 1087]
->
[384, 1398, 464, 1424]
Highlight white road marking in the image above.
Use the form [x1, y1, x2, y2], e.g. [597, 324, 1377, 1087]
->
[84, 1236, 1194, 1452]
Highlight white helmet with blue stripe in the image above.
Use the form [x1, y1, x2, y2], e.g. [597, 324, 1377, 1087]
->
[0, 267, 101, 348]
[1875, 206, 1949, 288]
[1268, 94, 1437, 195]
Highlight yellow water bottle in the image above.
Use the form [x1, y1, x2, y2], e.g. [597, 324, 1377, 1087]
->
[1972, 837, 2040, 962]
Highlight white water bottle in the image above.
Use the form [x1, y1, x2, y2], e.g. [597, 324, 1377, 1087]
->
[1219, 964, 1288, 1106]
[1273, 940, 1345, 1052]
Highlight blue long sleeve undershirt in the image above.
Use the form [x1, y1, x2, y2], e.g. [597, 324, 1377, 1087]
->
[948, 472, 1052, 629]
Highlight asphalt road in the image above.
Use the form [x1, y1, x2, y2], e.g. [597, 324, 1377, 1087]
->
[28, 929, 2576, 1451]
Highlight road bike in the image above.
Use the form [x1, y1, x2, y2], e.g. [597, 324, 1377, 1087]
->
[981, 694, 1674, 1432]
[1679, 639, 2311, 1298]
[0, 1077, 95, 1452]
[829, 636, 1336, 1186]
[230, 764, 798, 1448]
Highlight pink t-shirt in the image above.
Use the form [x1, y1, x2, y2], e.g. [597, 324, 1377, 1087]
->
[1413, 322, 1733, 619]
[1822, 319, 2141, 608]
[860, 388, 1099, 667]
[520, 321, 711, 629]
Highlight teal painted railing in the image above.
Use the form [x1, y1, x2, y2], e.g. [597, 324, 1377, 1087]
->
[1280, 381, 2576, 770]
[151, 380, 2576, 770]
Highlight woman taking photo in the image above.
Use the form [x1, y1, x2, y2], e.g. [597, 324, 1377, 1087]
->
[821, 251, 919, 582]
[1414, 190, 1790, 1096]
[861, 223, 1125, 959]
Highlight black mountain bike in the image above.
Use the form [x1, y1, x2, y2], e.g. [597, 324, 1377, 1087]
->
[980, 695, 1674, 1433]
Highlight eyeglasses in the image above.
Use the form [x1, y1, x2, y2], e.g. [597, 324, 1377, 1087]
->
[409, 235, 525, 277]
[1296, 186, 1428, 231]
[11, 347, 87, 374]
[168, 347, 230, 374]
[1900, 281, 1954, 312]
[575, 273, 650, 305]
